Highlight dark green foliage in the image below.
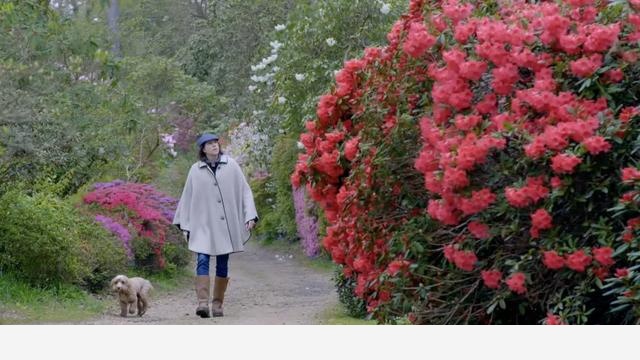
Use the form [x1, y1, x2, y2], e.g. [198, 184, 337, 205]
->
[162, 227, 191, 269]
[334, 269, 368, 319]
[269, 136, 300, 241]
[0, 189, 127, 291]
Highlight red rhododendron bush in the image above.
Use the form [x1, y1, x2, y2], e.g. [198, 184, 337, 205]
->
[292, 0, 640, 324]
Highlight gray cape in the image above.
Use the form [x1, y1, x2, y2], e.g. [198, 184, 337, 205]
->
[173, 155, 258, 255]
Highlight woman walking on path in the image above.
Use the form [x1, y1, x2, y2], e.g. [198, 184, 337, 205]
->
[173, 133, 258, 318]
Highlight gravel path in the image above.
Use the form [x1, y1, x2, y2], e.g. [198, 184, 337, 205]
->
[79, 242, 338, 325]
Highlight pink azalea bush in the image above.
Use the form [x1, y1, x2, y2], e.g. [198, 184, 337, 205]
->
[292, 0, 640, 324]
[83, 180, 179, 270]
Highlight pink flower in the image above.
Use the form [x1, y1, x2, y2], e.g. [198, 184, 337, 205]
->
[615, 268, 629, 278]
[481, 270, 502, 289]
[344, 137, 360, 161]
[531, 209, 553, 230]
[582, 136, 611, 155]
[542, 250, 565, 270]
[622, 167, 640, 182]
[388, 260, 411, 276]
[569, 54, 602, 78]
[545, 313, 565, 325]
[453, 250, 478, 272]
[566, 250, 592, 272]
[468, 221, 490, 239]
[506, 272, 527, 294]
[551, 154, 582, 174]
[592, 246, 615, 267]
[403, 22, 436, 58]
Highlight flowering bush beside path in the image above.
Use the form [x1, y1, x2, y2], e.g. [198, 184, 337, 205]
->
[293, 0, 640, 324]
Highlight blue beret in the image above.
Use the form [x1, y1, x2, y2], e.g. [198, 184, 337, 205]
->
[196, 133, 219, 148]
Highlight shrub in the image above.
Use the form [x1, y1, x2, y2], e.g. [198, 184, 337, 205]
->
[162, 226, 191, 269]
[244, 1, 407, 251]
[250, 176, 279, 243]
[83, 180, 180, 272]
[75, 218, 129, 293]
[334, 268, 368, 319]
[293, 0, 640, 324]
[0, 189, 127, 290]
[269, 136, 302, 242]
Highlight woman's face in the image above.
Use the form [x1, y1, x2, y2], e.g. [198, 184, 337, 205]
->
[202, 140, 220, 157]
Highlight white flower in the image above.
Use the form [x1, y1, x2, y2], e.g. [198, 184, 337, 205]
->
[248, 85, 257, 92]
[253, 63, 267, 71]
[264, 54, 278, 64]
[296, 141, 304, 150]
[161, 133, 175, 145]
[380, 3, 391, 15]
[275, 24, 286, 31]
[294, 73, 306, 81]
[278, 96, 286, 104]
[272, 66, 280, 72]
[92, 17, 99, 22]
[325, 37, 336, 47]
[270, 41, 283, 51]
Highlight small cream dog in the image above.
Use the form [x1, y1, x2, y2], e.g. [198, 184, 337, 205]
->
[110, 275, 153, 317]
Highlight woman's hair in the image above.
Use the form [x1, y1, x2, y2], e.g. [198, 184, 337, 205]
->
[198, 143, 224, 161]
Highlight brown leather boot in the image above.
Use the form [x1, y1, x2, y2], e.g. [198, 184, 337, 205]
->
[211, 276, 229, 317]
[195, 276, 211, 318]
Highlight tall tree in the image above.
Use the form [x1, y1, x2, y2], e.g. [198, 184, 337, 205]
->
[107, 0, 121, 57]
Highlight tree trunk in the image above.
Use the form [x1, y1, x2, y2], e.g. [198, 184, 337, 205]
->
[107, 0, 121, 58]
[191, 0, 208, 19]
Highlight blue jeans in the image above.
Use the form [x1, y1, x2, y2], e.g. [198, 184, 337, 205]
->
[196, 253, 229, 278]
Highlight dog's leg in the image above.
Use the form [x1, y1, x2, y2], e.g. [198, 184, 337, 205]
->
[128, 300, 136, 314]
[136, 295, 146, 316]
[119, 301, 128, 317]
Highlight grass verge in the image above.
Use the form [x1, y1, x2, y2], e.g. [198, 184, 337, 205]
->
[0, 265, 193, 324]
[320, 303, 377, 325]
[0, 274, 106, 324]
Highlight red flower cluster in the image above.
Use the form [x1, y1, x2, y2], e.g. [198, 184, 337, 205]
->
[292, 0, 640, 324]
[566, 250, 592, 272]
[545, 313, 565, 325]
[402, 21, 436, 58]
[481, 270, 502, 289]
[506, 272, 527, 295]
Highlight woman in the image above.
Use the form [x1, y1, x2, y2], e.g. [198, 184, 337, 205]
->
[173, 133, 258, 318]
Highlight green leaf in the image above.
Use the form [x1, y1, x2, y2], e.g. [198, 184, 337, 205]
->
[487, 301, 498, 314]
[498, 299, 506, 310]
[613, 243, 629, 257]
[610, 303, 631, 313]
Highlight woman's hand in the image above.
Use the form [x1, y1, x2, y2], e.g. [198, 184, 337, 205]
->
[245, 219, 256, 231]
